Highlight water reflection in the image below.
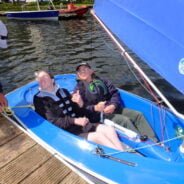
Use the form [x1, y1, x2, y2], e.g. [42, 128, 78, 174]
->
[0, 15, 184, 113]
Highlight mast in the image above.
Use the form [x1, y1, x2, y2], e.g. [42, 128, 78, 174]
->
[49, 0, 56, 10]
[36, 0, 40, 11]
[91, 10, 184, 120]
[37, 0, 56, 11]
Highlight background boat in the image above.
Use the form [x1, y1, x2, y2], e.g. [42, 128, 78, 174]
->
[59, 3, 90, 19]
[6, 10, 59, 21]
[5, 0, 59, 21]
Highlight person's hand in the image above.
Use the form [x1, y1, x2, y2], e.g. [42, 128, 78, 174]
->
[103, 104, 116, 114]
[72, 90, 84, 107]
[74, 117, 89, 127]
[0, 93, 8, 113]
[94, 101, 106, 112]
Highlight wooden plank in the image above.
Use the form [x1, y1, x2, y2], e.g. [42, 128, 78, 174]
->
[0, 145, 51, 184]
[0, 116, 88, 184]
[60, 171, 88, 184]
[19, 157, 72, 184]
[0, 133, 36, 168]
[0, 116, 22, 146]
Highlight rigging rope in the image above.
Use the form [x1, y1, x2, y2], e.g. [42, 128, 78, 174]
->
[99, 134, 184, 157]
[95, 20, 165, 106]
[123, 57, 170, 144]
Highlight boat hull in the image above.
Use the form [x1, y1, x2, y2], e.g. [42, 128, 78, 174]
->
[6, 10, 59, 21]
[5, 74, 184, 184]
[59, 6, 89, 19]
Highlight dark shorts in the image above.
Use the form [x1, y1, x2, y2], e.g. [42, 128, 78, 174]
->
[79, 123, 98, 138]
[82, 123, 97, 133]
[67, 123, 97, 138]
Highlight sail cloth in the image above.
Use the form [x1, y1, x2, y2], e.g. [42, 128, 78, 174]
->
[94, 0, 184, 95]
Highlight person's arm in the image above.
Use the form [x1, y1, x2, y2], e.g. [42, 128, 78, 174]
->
[71, 90, 84, 107]
[73, 83, 79, 93]
[103, 79, 121, 108]
[63, 87, 100, 123]
[73, 81, 84, 106]
[75, 81, 103, 113]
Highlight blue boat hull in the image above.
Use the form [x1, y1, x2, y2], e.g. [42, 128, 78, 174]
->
[6, 74, 184, 184]
[6, 10, 59, 21]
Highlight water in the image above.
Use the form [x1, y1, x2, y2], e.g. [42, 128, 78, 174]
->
[0, 15, 184, 113]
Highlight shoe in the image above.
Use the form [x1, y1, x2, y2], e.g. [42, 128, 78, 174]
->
[140, 135, 148, 141]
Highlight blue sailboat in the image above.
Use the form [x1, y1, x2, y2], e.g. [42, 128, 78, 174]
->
[6, 0, 59, 21]
[6, 10, 59, 21]
[4, 0, 184, 183]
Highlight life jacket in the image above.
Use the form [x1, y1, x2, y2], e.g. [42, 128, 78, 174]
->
[37, 87, 76, 118]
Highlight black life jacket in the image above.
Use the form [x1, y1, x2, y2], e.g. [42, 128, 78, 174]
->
[56, 88, 76, 117]
[37, 88, 76, 118]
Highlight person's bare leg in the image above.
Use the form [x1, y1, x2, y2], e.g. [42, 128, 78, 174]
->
[96, 124, 124, 151]
[82, 132, 123, 150]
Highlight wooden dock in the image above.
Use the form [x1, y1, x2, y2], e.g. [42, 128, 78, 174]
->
[0, 115, 88, 184]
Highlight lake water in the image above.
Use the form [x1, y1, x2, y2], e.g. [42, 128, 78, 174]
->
[0, 14, 184, 113]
